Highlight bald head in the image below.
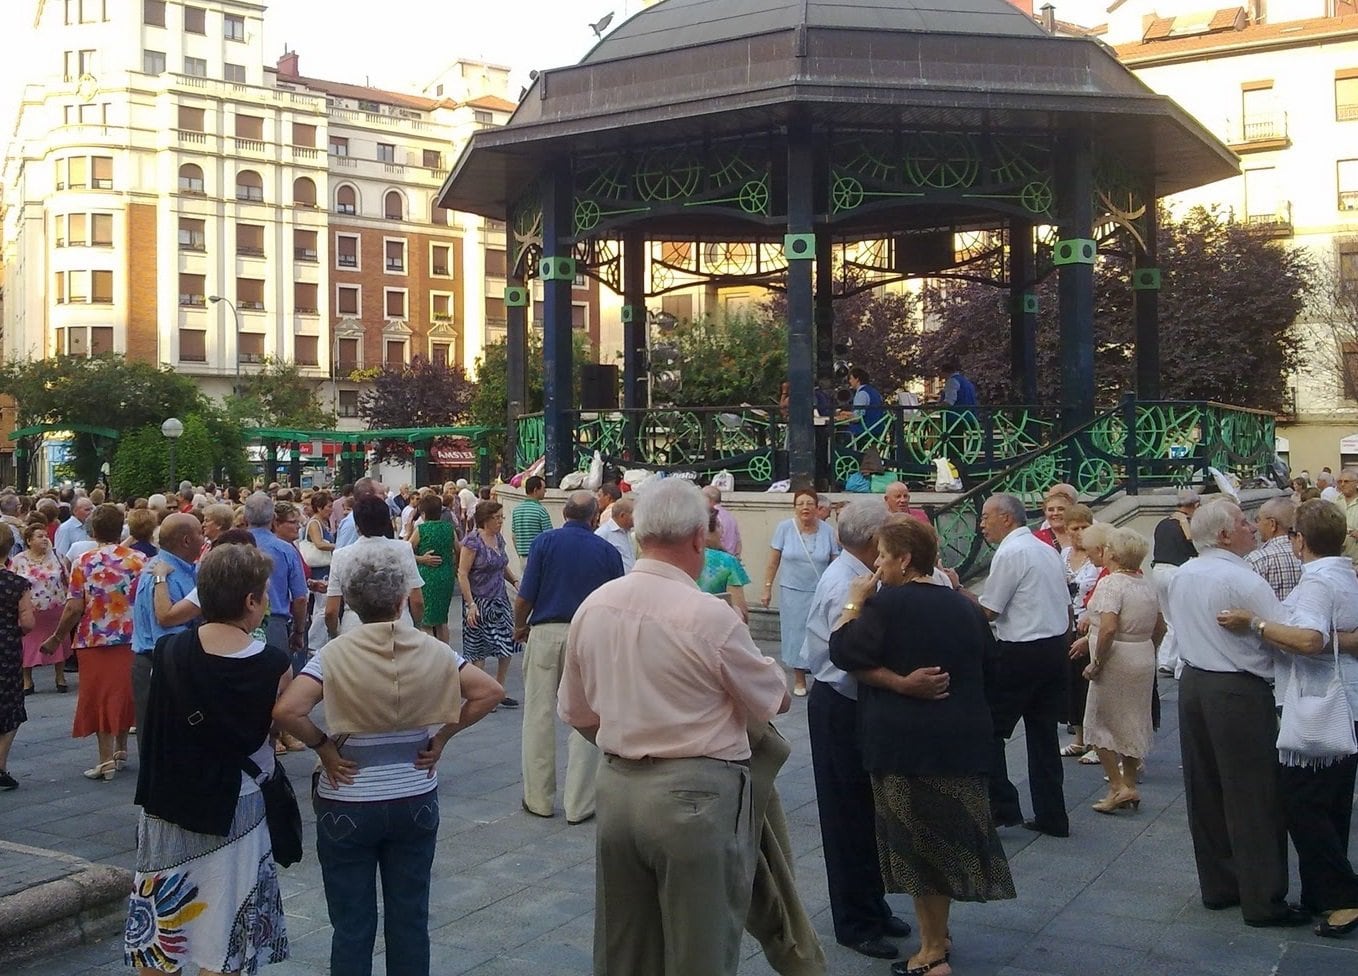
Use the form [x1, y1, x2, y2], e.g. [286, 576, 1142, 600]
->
[158, 512, 203, 560]
[562, 490, 599, 524]
[1256, 497, 1295, 542]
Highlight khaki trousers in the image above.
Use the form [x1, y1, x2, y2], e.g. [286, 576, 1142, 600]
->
[521, 622, 599, 820]
[594, 755, 755, 976]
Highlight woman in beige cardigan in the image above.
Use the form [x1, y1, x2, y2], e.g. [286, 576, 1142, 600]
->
[274, 546, 503, 976]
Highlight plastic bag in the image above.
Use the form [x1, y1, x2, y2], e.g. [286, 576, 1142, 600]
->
[560, 471, 586, 490]
[711, 469, 735, 493]
[933, 458, 962, 492]
[584, 451, 604, 491]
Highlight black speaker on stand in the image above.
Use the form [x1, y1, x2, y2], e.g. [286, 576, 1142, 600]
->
[579, 364, 620, 410]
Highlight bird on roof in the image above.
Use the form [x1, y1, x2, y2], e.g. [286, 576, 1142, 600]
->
[590, 11, 614, 37]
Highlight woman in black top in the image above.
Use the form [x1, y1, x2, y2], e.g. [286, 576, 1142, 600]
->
[831, 516, 1015, 976]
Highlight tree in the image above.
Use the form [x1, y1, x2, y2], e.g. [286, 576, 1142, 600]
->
[666, 311, 788, 407]
[226, 358, 336, 429]
[1298, 245, 1358, 409]
[109, 414, 216, 499]
[469, 332, 591, 468]
[358, 357, 475, 462]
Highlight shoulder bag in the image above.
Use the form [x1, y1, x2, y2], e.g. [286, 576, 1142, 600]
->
[298, 519, 332, 569]
[1276, 616, 1358, 768]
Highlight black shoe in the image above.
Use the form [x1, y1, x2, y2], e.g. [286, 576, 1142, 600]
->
[499, 697, 520, 709]
[1244, 906, 1311, 928]
[566, 812, 596, 826]
[520, 799, 553, 819]
[891, 958, 949, 976]
[993, 811, 1024, 828]
[22, 686, 33, 696]
[843, 937, 898, 960]
[1315, 909, 1358, 938]
[0, 770, 17, 791]
[1022, 819, 1069, 838]
[1202, 898, 1240, 911]
[881, 915, 912, 939]
[56, 683, 68, 693]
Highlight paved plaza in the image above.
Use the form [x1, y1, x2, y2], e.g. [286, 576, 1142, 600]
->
[3, 640, 1357, 976]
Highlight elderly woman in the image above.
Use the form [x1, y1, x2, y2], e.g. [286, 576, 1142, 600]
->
[325, 496, 424, 639]
[0, 527, 36, 791]
[1063, 517, 1111, 762]
[201, 503, 238, 556]
[409, 493, 455, 642]
[41, 504, 144, 781]
[273, 546, 503, 976]
[1033, 484, 1077, 550]
[124, 543, 291, 976]
[457, 500, 521, 698]
[1218, 499, 1358, 938]
[831, 517, 1015, 976]
[697, 508, 750, 621]
[15, 521, 70, 695]
[762, 487, 840, 696]
[126, 509, 159, 560]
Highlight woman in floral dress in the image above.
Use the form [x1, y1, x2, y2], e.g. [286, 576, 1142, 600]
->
[13, 522, 70, 694]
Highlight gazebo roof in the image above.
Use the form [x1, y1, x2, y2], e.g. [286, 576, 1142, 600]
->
[438, 0, 1237, 226]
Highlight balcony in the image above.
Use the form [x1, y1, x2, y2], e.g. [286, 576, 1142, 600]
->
[238, 301, 266, 311]
[234, 137, 265, 153]
[1340, 190, 1358, 212]
[1246, 201, 1293, 237]
[337, 254, 358, 268]
[385, 259, 405, 272]
[335, 359, 362, 376]
[292, 146, 320, 160]
[1229, 112, 1288, 153]
[1339, 102, 1358, 122]
[295, 305, 319, 315]
[237, 245, 265, 257]
[180, 295, 206, 307]
[176, 129, 207, 146]
[295, 248, 319, 262]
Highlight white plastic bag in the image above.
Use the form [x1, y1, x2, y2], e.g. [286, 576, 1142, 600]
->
[933, 457, 962, 492]
[711, 469, 735, 493]
[560, 471, 586, 490]
[584, 451, 604, 491]
[623, 468, 654, 490]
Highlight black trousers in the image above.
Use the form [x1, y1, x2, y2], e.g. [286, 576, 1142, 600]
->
[987, 634, 1068, 832]
[1178, 666, 1291, 922]
[1282, 722, 1358, 913]
[807, 682, 891, 944]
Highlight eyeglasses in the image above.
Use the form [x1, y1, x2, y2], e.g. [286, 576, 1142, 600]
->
[1286, 528, 1299, 538]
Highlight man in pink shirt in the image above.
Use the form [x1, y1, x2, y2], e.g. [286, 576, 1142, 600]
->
[559, 479, 789, 976]
[884, 480, 930, 525]
[701, 484, 742, 556]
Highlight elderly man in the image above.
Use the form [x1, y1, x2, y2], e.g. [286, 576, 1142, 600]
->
[1246, 496, 1303, 601]
[702, 484, 742, 557]
[883, 481, 929, 524]
[801, 501, 916, 960]
[0, 494, 25, 558]
[1168, 499, 1307, 928]
[595, 495, 636, 573]
[595, 482, 621, 522]
[559, 479, 789, 976]
[1318, 469, 1340, 503]
[334, 476, 382, 549]
[130, 513, 202, 744]
[1335, 468, 1358, 565]
[54, 496, 93, 559]
[978, 492, 1072, 837]
[1152, 488, 1200, 674]
[514, 491, 625, 822]
[244, 492, 308, 656]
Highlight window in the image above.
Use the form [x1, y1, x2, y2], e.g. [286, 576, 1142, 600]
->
[384, 289, 406, 318]
[235, 170, 264, 202]
[295, 335, 319, 366]
[485, 296, 506, 325]
[63, 49, 96, 81]
[54, 271, 65, 304]
[431, 244, 451, 276]
[336, 338, 361, 373]
[184, 6, 205, 34]
[179, 217, 205, 250]
[423, 149, 442, 169]
[1340, 245, 1358, 293]
[1345, 342, 1358, 399]
[55, 214, 66, 246]
[1340, 160, 1358, 211]
[67, 156, 87, 189]
[224, 63, 246, 84]
[376, 143, 396, 163]
[431, 294, 451, 319]
[236, 223, 264, 256]
[235, 114, 263, 140]
[383, 190, 404, 220]
[69, 213, 87, 245]
[66, 271, 88, 303]
[91, 270, 112, 304]
[90, 326, 114, 356]
[179, 273, 206, 306]
[484, 248, 506, 276]
[431, 342, 451, 368]
[293, 177, 316, 207]
[184, 57, 207, 78]
[336, 285, 360, 315]
[144, 1, 166, 27]
[294, 229, 318, 262]
[90, 213, 112, 246]
[78, 103, 103, 125]
[178, 106, 204, 132]
[1240, 82, 1279, 141]
[385, 340, 406, 367]
[572, 304, 588, 329]
[292, 123, 316, 148]
[473, 110, 493, 125]
[224, 13, 245, 41]
[178, 162, 204, 194]
[335, 184, 357, 215]
[329, 136, 348, 156]
[338, 389, 360, 417]
[335, 234, 358, 269]
[294, 282, 318, 313]
[237, 278, 265, 311]
[1337, 71, 1358, 121]
[179, 329, 206, 362]
[91, 156, 112, 189]
[384, 239, 406, 273]
[143, 50, 166, 75]
[238, 332, 264, 362]
[1244, 167, 1280, 221]
[430, 203, 450, 226]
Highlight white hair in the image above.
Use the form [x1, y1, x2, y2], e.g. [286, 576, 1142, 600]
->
[634, 479, 708, 545]
[147, 493, 167, 511]
[837, 499, 889, 548]
[243, 491, 276, 527]
[1176, 488, 1201, 508]
[342, 546, 410, 622]
[1189, 499, 1239, 550]
[987, 493, 1027, 526]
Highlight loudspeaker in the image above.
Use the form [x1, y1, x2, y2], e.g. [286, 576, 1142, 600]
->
[580, 364, 619, 410]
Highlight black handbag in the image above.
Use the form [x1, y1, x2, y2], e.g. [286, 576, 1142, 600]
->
[242, 756, 304, 868]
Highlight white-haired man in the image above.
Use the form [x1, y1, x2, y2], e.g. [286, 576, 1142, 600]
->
[1336, 467, 1358, 566]
[54, 496, 93, 559]
[1245, 496, 1302, 601]
[559, 479, 789, 975]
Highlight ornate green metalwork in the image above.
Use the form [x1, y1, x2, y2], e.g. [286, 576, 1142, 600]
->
[904, 133, 981, 189]
[515, 414, 545, 471]
[509, 184, 543, 280]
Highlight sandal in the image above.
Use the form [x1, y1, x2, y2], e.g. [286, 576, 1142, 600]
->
[1060, 743, 1087, 757]
[1079, 749, 1101, 764]
[1316, 908, 1358, 938]
[891, 958, 950, 976]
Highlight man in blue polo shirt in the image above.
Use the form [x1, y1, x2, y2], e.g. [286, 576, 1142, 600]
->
[513, 489, 624, 822]
[131, 513, 202, 748]
[244, 492, 308, 656]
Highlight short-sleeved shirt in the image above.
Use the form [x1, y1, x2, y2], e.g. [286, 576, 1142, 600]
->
[697, 547, 750, 596]
[769, 518, 839, 593]
[1153, 514, 1197, 566]
[979, 526, 1070, 642]
[10, 550, 68, 611]
[1245, 535, 1303, 602]
[511, 499, 553, 557]
[1277, 555, 1358, 713]
[326, 536, 423, 599]
[519, 521, 625, 625]
[1166, 547, 1282, 680]
[461, 531, 511, 603]
[594, 519, 636, 574]
[132, 549, 198, 654]
[249, 527, 307, 617]
[69, 544, 145, 648]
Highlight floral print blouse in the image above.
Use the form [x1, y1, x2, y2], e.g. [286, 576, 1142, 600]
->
[68, 544, 145, 648]
[10, 550, 69, 611]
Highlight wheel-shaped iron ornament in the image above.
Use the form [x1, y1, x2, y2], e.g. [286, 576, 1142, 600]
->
[573, 198, 601, 234]
[745, 453, 773, 483]
[635, 152, 704, 202]
[904, 133, 981, 189]
[738, 178, 770, 215]
[831, 175, 865, 214]
[1020, 180, 1054, 216]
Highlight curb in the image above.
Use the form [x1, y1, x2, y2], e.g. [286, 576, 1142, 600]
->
[0, 862, 131, 967]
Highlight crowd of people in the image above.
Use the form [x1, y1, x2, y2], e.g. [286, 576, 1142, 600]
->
[2, 464, 1358, 976]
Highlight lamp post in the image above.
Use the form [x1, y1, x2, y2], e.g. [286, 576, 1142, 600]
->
[161, 417, 184, 489]
[208, 295, 243, 395]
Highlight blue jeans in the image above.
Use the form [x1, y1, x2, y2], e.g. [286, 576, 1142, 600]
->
[314, 790, 440, 976]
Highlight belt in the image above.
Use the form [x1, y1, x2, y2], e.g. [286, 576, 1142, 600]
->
[605, 753, 750, 768]
[530, 619, 572, 626]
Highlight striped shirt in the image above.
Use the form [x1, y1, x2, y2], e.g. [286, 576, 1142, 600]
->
[300, 644, 466, 802]
[510, 498, 553, 557]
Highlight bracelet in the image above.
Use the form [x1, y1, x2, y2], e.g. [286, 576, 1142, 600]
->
[1250, 616, 1265, 637]
[308, 732, 330, 750]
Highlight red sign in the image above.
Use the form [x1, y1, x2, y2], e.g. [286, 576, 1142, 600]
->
[431, 438, 474, 465]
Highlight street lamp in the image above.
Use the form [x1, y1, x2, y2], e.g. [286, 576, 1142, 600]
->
[208, 295, 243, 394]
[161, 417, 184, 489]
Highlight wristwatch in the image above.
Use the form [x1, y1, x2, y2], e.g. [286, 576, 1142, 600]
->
[843, 602, 859, 612]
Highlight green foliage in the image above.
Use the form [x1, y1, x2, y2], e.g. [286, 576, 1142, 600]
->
[470, 331, 589, 468]
[108, 414, 219, 499]
[225, 358, 336, 429]
[666, 312, 788, 407]
[358, 357, 476, 462]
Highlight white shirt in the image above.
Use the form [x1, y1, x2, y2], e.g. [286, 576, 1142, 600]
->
[326, 536, 424, 599]
[1321, 485, 1341, 503]
[980, 526, 1070, 642]
[1166, 547, 1283, 680]
[801, 550, 873, 699]
[1276, 555, 1358, 714]
[594, 518, 635, 574]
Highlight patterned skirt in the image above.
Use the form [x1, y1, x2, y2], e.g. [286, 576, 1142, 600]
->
[125, 787, 289, 975]
[872, 773, 1017, 903]
[462, 591, 522, 662]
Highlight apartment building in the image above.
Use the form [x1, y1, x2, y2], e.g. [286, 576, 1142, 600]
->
[1, 0, 520, 432]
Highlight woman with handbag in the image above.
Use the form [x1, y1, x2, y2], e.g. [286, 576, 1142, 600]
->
[273, 545, 504, 976]
[1218, 499, 1358, 938]
[125, 542, 293, 975]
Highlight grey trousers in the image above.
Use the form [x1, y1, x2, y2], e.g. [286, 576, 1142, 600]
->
[594, 754, 755, 976]
[131, 653, 153, 759]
